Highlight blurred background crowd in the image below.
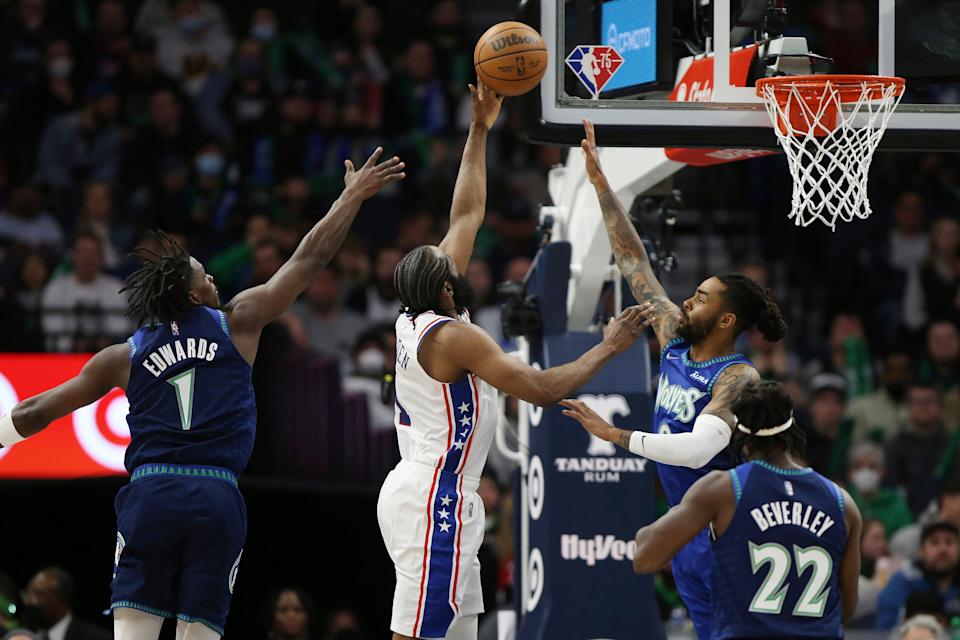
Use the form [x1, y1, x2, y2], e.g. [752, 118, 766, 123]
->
[1, 0, 960, 638]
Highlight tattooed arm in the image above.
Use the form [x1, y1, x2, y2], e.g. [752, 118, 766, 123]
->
[700, 363, 760, 426]
[561, 364, 759, 467]
[580, 119, 681, 348]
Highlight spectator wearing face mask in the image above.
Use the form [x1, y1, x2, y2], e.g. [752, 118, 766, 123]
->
[342, 326, 395, 432]
[847, 442, 914, 536]
[186, 140, 240, 251]
[848, 349, 913, 445]
[154, 0, 233, 79]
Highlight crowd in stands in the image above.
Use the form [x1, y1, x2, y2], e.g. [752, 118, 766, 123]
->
[3, 0, 960, 637]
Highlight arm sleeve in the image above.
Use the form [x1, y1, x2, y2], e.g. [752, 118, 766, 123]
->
[627, 413, 731, 468]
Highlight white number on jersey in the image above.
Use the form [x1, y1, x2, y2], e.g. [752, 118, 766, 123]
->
[748, 542, 832, 618]
[168, 368, 196, 430]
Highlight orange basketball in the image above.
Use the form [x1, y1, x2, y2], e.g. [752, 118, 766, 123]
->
[474, 21, 548, 97]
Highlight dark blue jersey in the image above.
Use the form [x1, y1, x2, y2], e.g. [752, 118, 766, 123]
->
[123, 306, 256, 475]
[652, 338, 751, 507]
[711, 461, 847, 639]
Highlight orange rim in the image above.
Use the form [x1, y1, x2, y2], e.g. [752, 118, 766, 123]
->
[756, 74, 905, 102]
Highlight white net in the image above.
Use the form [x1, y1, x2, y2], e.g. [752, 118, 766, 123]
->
[758, 76, 904, 230]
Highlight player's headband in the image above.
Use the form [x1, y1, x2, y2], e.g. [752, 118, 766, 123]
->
[735, 413, 794, 437]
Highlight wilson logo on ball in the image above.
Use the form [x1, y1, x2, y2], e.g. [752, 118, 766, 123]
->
[474, 21, 547, 97]
[491, 33, 540, 51]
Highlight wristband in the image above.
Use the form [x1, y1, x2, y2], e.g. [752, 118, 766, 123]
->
[0, 413, 25, 447]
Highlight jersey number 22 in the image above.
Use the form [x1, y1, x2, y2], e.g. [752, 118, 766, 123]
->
[749, 542, 832, 618]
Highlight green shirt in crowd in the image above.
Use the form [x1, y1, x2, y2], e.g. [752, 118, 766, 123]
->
[847, 485, 914, 536]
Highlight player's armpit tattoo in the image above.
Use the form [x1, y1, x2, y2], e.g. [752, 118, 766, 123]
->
[711, 366, 758, 406]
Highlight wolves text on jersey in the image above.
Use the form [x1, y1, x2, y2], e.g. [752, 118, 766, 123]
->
[655, 374, 706, 423]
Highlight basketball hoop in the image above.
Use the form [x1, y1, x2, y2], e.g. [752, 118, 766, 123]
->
[756, 74, 905, 230]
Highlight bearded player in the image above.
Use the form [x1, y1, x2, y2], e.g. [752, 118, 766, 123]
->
[379, 84, 646, 640]
[561, 119, 789, 639]
[629, 380, 861, 639]
[0, 149, 405, 639]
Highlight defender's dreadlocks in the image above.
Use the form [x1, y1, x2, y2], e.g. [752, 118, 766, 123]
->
[729, 379, 807, 462]
[715, 272, 788, 342]
[121, 231, 195, 326]
[394, 246, 452, 318]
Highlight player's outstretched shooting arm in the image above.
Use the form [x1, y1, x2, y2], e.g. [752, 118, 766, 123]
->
[0, 148, 405, 448]
[581, 118, 681, 349]
[561, 363, 759, 467]
[225, 147, 405, 362]
[421, 306, 646, 407]
[437, 81, 503, 274]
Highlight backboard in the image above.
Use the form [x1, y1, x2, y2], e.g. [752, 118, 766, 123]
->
[517, 0, 960, 150]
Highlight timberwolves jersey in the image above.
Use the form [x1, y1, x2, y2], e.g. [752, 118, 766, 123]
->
[712, 461, 847, 639]
[124, 305, 256, 475]
[653, 337, 751, 506]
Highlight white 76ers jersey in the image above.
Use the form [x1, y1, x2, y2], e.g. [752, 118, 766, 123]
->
[393, 310, 498, 478]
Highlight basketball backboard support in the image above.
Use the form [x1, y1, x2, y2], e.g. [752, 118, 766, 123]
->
[516, 0, 960, 150]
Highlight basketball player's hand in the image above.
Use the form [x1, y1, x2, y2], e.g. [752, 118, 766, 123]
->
[343, 147, 406, 200]
[637, 301, 665, 331]
[602, 305, 645, 352]
[560, 398, 616, 442]
[469, 81, 504, 131]
[581, 118, 607, 188]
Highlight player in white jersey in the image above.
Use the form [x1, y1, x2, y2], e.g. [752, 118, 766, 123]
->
[378, 83, 646, 640]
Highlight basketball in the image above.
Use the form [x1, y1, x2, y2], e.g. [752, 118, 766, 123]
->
[474, 21, 548, 97]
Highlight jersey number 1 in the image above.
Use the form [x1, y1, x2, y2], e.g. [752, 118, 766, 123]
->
[748, 542, 832, 618]
[168, 368, 196, 431]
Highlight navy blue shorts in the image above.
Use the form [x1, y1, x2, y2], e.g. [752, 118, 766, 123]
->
[672, 528, 714, 640]
[111, 464, 246, 636]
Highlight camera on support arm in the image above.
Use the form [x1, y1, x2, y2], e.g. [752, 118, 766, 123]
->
[632, 190, 681, 278]
[498, 213, 554, 339]
[498, 280, 541, 339]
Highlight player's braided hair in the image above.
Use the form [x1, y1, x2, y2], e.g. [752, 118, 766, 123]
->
[729, 379, 807, 462]
[394, 245, 451, 318]
[121, 231, 195, 326]
[715, 272, 788, 342]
